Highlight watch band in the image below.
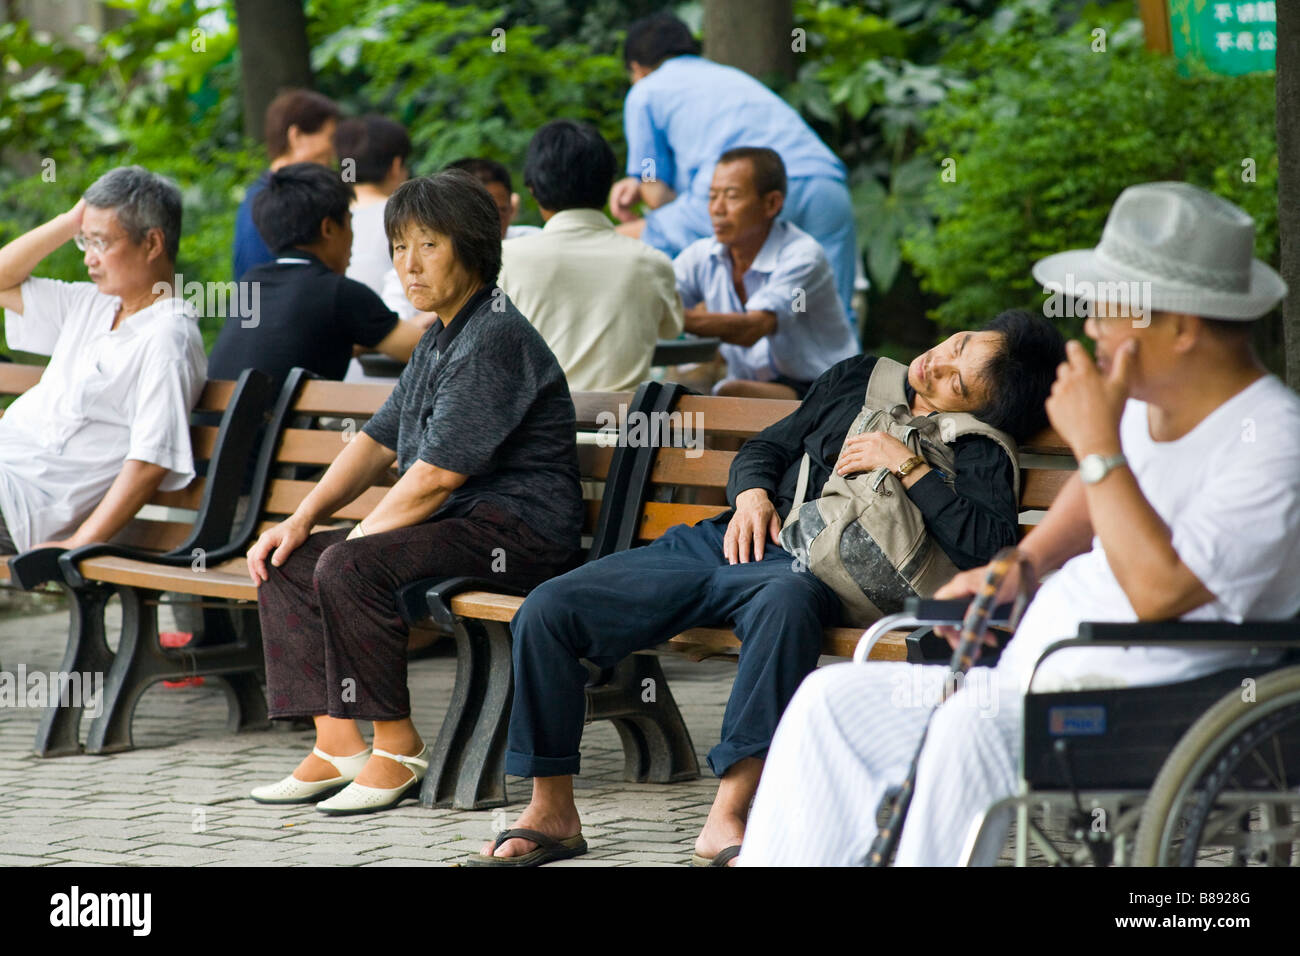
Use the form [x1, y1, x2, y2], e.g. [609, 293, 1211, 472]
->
[896, 455, 926, 479]
[1079, 452, 1128, 485]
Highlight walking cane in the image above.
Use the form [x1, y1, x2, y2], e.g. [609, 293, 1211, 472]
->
[866, 546, 1036, 867]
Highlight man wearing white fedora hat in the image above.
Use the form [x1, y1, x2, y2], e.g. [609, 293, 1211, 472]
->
[738, 181, 1300, 866]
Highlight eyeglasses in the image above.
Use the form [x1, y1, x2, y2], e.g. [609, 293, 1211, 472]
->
[73, 233, 122, 254]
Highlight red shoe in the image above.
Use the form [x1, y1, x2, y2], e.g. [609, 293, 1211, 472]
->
[160, 632, 205, 688]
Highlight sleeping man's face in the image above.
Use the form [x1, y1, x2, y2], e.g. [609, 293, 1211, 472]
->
[908, 330, 1001, 413]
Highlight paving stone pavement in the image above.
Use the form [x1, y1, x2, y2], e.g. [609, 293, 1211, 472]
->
[0, 600, 1142, 868]
[0, 601, 752, 867]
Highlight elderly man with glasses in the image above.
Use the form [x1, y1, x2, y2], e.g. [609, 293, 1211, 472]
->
[0, 165, 206, 555]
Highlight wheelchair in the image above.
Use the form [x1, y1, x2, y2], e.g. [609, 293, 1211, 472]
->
[856, 597, 1300, 867]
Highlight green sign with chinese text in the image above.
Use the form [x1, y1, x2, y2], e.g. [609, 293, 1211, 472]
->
[1169, 0, 1277, 75]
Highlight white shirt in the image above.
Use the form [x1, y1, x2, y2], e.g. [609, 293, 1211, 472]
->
[0, 277, 206, 550]
[673, 220, 858, 384]
[998, 375, 1300, 694]
[498, 208, 684, 392]
[345, 202, 391, 298]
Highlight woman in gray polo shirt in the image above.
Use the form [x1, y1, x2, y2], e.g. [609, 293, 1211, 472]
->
[245, 171, 583, 815]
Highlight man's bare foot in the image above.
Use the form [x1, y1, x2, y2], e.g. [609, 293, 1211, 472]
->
[479, 803, 583, 859]
[695, 807, 746, 866]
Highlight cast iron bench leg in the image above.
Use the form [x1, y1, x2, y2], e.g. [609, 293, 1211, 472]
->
[585, 654, 699, 783]
[84, 590, 269, 754]
[33, 583, 116, 757]
[421, 618, 513, 810]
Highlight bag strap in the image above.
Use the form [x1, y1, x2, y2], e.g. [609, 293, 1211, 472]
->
[865, 357, 910, 410]
[931, 411, 1021, 497]
[786, 452, 813, 525]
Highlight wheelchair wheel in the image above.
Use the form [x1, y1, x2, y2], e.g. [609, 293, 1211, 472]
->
[1134, 665, 1300, 866]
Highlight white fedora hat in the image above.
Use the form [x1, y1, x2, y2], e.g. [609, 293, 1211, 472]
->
[1032, 181, 1286, 321]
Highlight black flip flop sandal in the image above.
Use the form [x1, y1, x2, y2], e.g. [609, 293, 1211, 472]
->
[689, 844, 742, 867]
[464, 828, 588, 867]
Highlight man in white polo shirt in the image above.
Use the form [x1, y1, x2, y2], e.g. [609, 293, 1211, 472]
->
[497, 120, 683, 392]
[0, 166, 206, 554]
[674, 147, 859, 400]
[740, 182, 1300, 866]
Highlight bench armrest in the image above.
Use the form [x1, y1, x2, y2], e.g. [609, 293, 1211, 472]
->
[396, 575, 531, 633]
[55, 540, 240, 590]
[7, 547, 68, 590]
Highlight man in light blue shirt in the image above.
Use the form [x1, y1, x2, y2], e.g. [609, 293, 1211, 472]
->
[611, 13, 859, 327]
[674, 148, 859, 399]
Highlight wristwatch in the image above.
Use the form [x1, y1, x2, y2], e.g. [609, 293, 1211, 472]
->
[1078, 452, 1128, 485]
[895, 455, 927, 480]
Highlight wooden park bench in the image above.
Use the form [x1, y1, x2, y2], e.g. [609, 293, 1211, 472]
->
[47, 367, 648, 761]
[403, 382, 1076, 808]
[0, 364, 274, 756]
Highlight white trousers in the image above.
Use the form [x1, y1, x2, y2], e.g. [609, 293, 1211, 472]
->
[740, 661, 1024, 866]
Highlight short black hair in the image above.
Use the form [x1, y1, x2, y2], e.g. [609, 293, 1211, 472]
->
[973, 309, 1068, 443]
[523, 120, 616, 212]
[334, 115, 412, 185]
[384, 170, 502, 285]
[717, 146, 787, 198]
[445, 157, 512, 193]
[252, 162, 353, 254]
[624, 12, 699, 68]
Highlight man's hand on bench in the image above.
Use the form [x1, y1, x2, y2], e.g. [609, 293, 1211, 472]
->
[724, 488, 781, 564]
[247, 517, 311, 585]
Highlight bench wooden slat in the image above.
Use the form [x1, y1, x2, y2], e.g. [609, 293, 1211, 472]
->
[108, 519, 195, 553]
[291, 380, 394, 416]
[263, 479, 388, 519]
[153, 479, 206, 510]
[637, 501, 729, 540]
[675, 394, 798, 436]
[193, 379, 237, 413]
[665, 626, 906, 661]
[650, 448, 734, 487]
[275, 428, 353, 465]
[571, 391, 634, 429]
[1021, 468, 1073, 511]
[576, 444, 614, 481]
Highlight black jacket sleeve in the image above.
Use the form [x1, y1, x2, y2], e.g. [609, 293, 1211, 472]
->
[905, 435, 1019, 570]
[724, 360, 850, 508]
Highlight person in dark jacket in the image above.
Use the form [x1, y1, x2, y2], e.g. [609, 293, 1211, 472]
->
[473, 308, 1066, 865]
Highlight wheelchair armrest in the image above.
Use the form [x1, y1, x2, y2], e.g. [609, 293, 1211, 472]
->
[395, 575, 532, 633]
[1026, 622, 1300, 693]
[7, 547, 68, 591]
[1077, 619, 1300, 643]
[902, 597, 1019, 628]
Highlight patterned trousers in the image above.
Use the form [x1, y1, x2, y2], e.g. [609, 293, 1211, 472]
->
[257, 501, 574, 722]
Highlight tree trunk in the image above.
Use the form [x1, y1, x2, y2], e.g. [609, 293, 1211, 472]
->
[703, 0, 794, 83]
[233, 0, 314, 143]
[1279, 0, 1300, 390]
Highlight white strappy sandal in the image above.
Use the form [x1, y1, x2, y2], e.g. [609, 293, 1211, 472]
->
[249, 747, 372, 804]
[315, 746, 429, 816]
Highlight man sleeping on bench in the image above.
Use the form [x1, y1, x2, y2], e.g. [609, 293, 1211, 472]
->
[0, 166, 206, 556]
[469, 307, 1066, 866]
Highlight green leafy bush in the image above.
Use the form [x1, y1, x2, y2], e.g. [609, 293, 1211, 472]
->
[306, 0, 628, 226]
[903, 0, 1279, 334]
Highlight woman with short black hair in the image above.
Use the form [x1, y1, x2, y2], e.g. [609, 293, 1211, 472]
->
[246, 170, 583, 815]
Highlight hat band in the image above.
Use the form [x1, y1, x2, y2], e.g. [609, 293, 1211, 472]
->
[1096, 233, 1251, 294]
